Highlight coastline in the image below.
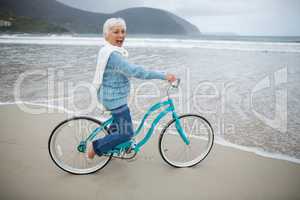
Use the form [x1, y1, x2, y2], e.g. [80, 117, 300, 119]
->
[0, 103, 300, 199]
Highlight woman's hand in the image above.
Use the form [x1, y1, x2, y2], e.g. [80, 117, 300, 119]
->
[166, 73, 176, 83]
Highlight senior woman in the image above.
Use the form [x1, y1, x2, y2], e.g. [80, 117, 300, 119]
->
[88, 18, 176, 159]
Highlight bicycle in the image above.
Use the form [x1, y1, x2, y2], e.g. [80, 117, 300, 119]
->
[48, 79, 214, 175]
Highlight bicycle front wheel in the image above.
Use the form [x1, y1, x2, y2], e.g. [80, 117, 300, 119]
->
[48, 116, 112, 175]
[159, 114, 214, 168]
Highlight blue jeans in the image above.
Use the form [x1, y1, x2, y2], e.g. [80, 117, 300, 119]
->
[92, 104, 134, 156]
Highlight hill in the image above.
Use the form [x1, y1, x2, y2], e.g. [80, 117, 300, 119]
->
[0, 0, 200, 35]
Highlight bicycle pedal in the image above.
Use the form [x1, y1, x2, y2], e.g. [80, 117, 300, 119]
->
[125, 142, 136, 154]
[125, 147, 133, 154]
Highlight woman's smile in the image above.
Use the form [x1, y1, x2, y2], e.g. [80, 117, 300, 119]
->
[116, 39, 124, 46]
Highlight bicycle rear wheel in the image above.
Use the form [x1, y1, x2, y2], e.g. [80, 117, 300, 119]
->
[48, 116, 112, 175]
[159, 114, 214, 168]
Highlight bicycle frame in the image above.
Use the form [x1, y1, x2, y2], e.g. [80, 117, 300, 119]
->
[84, 97, 190, 154]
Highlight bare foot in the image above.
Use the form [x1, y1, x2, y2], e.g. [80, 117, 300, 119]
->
[87, 143, 96, 159]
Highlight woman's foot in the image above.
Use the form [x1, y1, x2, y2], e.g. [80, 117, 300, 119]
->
[87, 143, 96, 159]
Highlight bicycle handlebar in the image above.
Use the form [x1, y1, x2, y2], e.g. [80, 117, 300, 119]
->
[167, 78, 180, 98]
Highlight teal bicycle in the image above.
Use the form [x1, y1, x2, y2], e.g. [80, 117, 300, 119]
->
[48, 79, 214, 175]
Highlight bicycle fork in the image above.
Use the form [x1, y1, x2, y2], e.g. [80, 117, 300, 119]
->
[172, 112, 190, 145]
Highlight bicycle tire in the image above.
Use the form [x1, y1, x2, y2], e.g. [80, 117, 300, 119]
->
[159, 114, 214, 168]
[48, 116, 112, 175]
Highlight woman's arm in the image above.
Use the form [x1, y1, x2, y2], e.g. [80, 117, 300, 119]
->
[109, 52, 166, 80]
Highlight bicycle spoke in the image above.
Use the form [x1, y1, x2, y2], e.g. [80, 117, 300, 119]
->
[159, 114, 214, 167]
[49, 117, 112, 174]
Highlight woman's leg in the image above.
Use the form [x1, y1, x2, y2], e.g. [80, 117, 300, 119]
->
[90, 104, 134, 157]
[87, 119, 117, 159]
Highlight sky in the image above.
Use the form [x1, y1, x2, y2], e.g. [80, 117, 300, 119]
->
[56, 0, 300, 36]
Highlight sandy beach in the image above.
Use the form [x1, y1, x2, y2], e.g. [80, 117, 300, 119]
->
[0, 103, 299, 200]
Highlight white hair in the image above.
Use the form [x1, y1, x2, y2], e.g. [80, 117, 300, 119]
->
[102, 18, 127, 38]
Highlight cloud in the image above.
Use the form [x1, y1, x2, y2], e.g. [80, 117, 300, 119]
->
[56, 0, 300, 35]
[57, 0, 255, 15]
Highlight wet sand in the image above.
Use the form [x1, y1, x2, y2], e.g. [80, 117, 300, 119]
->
[0, 104, 300, 200]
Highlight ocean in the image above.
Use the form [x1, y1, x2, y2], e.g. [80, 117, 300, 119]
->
[0, 34, 300, 163]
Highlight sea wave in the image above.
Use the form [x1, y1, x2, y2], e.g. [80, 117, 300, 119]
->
[214, 137, 300, 164]
[1, 35, 300, 53]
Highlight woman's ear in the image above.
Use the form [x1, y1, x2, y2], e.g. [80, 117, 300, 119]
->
[104, 33, 110, 42]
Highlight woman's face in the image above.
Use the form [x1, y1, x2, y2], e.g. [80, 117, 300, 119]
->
[106, 25, 126, 47]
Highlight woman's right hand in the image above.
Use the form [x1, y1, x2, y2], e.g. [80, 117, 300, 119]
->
[166, 73, 176, 83]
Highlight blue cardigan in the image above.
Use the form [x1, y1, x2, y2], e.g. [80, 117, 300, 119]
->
[98, 52, 166, 110]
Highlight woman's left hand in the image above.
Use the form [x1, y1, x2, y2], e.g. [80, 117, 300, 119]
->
[166, 73, 177, 83]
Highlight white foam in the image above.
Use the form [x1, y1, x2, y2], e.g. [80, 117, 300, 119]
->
[1, 35, 300, 53]
[126, 37, 300, 53]
[0, 100, 75, 114]
[214, 137, 300, 164]
[0, 101, 108, 121]
[0, 35, 101, 46]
